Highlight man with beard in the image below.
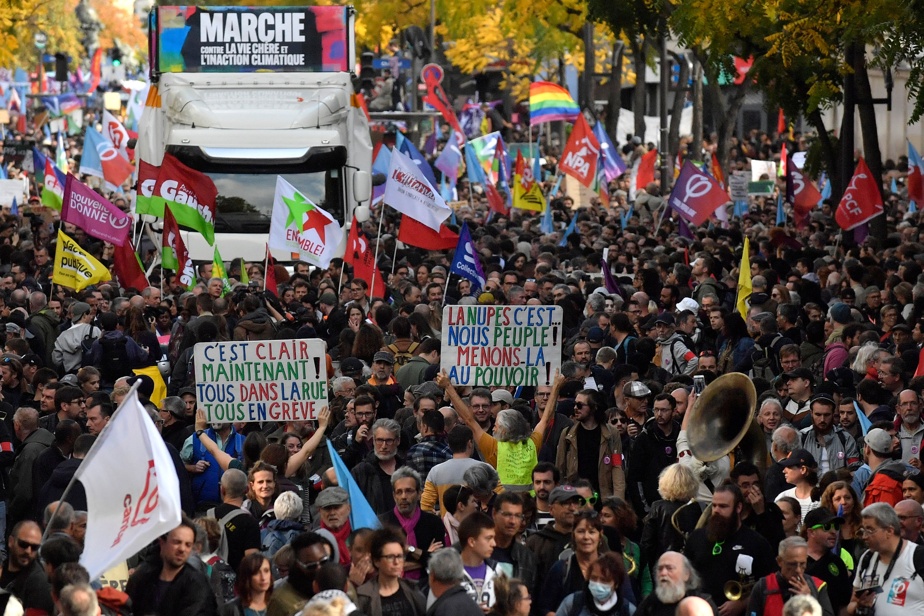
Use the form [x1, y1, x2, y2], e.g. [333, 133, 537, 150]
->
[556, 389, 626, 499]
[746, 537, 834, 616]
[798, 394, 859, 474]
[684, 484, 776, 616]
[267, 532, 334, 616]
[351, 418, 404, 515]
[340, 395, 379, 467]
[896, 389, 924, 466]
[629, 393, 680, 516]
[377, 467, 444, 581]
[803, 508, 852, 615]
[636, 551, 717, 616]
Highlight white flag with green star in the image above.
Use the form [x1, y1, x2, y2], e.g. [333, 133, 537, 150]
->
[269, 176, 343, 268]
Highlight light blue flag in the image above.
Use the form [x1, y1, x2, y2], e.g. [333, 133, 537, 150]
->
[776, 193, 785, 225]
[559, 212, 577, 247]
[620, 206, 634, 230]
[549, 173, 564, 200]
[440, 175, 454, 204]
[540, 200, 554, 234]
[734, 200, 748, 218]
[56, 132, 68, 171]
[372, 145, 392, 177]
[819, 172, 831, 206]
[396, 132, 439, 188]
[449, 223, 486, 291]
[912, 201, 918, 214]
[464, 143, 487, 186]
[326, 439, 381, 530]
[891, 177, 898, 194]
[854, 401, 871, 436]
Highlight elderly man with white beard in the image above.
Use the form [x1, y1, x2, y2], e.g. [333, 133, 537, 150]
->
[635, 552, 718, 616]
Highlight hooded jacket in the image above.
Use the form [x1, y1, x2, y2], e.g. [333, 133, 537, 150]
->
[53, 322, 100, 373]
[233, 309, 275, 341]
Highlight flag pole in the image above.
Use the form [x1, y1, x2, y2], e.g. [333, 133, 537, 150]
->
[263, 245, 269, 292]
[41, 379, 144, 541]
[391, 238, 399, 276]
[443, 272, 451, 306]
[653, 202, 670, 236]
[370, 205, 385, 298]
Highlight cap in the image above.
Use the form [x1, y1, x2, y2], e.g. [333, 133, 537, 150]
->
[412, 381, 442, 399]
[587, 327, 605, 343]
[70, 302, 91, 321]
[548, 485, 582, 505]
[780, 448, 818, 468]
[372, 350, 395, 364]
[59, 374, 79, 387]
[782, 368, 815, 383]
[623, 381, 651, 399]
[865, 428, 893, 456]
[677, 298, 699, 313]
[491, 390, 514, 405]
[318, 292, 338, 306]
[653, 313, 676, 326]
[340, 358, 364, 376]
[749, 292, 770, 306]
[803, 507, 844, 529]
[4, 323, 20, 335]
[892, 324, 911, 333]
[829, 303, 852, 325]
[315, 486, 350, 508]
[20, 353, 42, 367]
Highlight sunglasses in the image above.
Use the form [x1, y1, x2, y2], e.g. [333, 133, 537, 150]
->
[296, 554, 331, 570]
[810, 523, 838, 532]
[16, 538, 39, 552]
[609, 417, 627, 425]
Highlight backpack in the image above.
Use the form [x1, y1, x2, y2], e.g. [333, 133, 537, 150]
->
[99, 336, 132, 383]
[80, 326, 100, 355]
[387, 341, 419, 368]
[202, 554, 237, 605]
[857, 543, 924, 586]
[751, 335, 782, 381]
[207, 506, 250, 563]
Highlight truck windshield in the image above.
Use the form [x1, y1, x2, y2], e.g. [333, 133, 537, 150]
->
[201, 169, 345, 234]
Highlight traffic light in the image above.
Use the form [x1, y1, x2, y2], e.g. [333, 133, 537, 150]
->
[359, 51, 376, 96]
[402, 26, 431, 61]
[54, 53, 68, 82]
[110, 48, 123, 67]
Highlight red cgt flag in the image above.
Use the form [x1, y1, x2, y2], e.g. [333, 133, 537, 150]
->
[835, 158, 884, 231]
[559, 114, 600, 188]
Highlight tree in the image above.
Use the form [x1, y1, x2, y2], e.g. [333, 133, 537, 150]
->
[0, 0, 83, 69]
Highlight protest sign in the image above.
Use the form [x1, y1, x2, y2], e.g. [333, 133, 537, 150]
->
[729, 172, 749, 201]
[441, 305, 563, 387]
[194, 339, 327, 422]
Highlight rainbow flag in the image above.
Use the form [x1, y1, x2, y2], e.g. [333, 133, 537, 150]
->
[529, 81, 580, 125]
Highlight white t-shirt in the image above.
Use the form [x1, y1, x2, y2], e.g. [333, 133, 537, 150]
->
[853, 541, 924, 616]
[774, 488, 819, 527]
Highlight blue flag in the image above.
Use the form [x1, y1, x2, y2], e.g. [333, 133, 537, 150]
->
[326, 440, 381, 530]
[891, 177, 898, 194]
[10, 197, 17, 216]
[449, 223, 486, 291]
[33, 148, 48, 178]
[776, 193, 785, 225]
[540, 200, 554, 234]
[593, 121, 627, 182]
[733, 200, 748, 218]
[434, 131, 463, 183]
[912, 201, 918, 214]
[396, 132, 439, 188]
[559, 212, 577, 247]
[819, 172, 831, 205]
[854, 402, 871, 436]
[464, 143, 487, 186]
[620, 206, 634, 230]
[372, 144, 392, 177]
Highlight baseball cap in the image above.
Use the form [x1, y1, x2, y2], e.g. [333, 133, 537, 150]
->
[372, 351, 395, 364]
[676, 298, 699, 313]
[491, 390, 514, 405]
[315, 487, 350, 509]
[318, 292, 338, 306]
[587, 327, 605, 343]
[59, 374, 79, 387]
[653, 313, 676, 326]
[71, 302, 91, 321]
[623, 381, 651, 399]
[21, 353, 42, 368]
[340, 358, 364, 376]
[779, 448, 817, 468]
[864, 428, 893, 456]
[803, 507, 844, 530]
[548, 485, 582, 505]
[782, 368, 814, 383]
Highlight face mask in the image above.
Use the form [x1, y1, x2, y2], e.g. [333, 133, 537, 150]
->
[588, 581, 615, 603]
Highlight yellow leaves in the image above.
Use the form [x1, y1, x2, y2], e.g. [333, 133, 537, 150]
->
[0, 0, 82, 68]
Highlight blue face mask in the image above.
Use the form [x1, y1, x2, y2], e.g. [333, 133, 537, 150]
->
[588, 581, 615, 603]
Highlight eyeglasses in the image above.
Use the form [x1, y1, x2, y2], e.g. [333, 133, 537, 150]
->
[297, 554, 331, 570]
[859, 527, 885, 537]
[16, 538, 39, 552]
[574, 402, 590, 409]
[354, 412, 375, 419]
[379, 554, 405, 563]
[373, 438, 397, 446]
[810, 523, 838, 531]
[609, 417, 627, 425]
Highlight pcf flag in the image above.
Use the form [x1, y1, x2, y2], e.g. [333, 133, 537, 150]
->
[908, 141, 924, 204]
[113, 239, 150, 292]
[269, 176, 342, 268]
[835, 158, 884, 231]
[384, 149, 451, 232]
[449, 223, 486, 291]
[558, 114, 600, 188]
[76, 388, 182, 579]
[155, 154, 218, 245]
[80, 127, 134, 190]
[785, 166, 822, 229]
[62, 174, 131, 246]
[52, 229, 112, 290]
[668, 161, 729, 226]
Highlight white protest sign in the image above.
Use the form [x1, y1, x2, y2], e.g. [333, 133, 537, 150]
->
[194, 339, 328, 423]
[750, 159, 776, 181]
[729, 172, 749, 201]
[0, 179, 27, 206]
[441, 305, 563, 387]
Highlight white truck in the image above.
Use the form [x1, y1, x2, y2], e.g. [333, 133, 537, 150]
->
[138, 5, 372, 262]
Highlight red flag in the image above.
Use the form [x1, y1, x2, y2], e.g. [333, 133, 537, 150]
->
[777, 109, 786, 136]
[710, 153, 725, 188]
[779, 142, 787, 177]
[345, 218, 385, 298]
[908, 141, 924, 203]
[485, 183, 508, 215]
[88, 49, 103, 94]
[113, 238, 149, 291]
[559, 114, 600, 187]
[636, 148, 658, 190]
[398, 215, 459, 250]
[836, 158, 884, 231]
[668, 161, 729, 226]
[15, 113, 26, 135]
[264, 244, 278, 294]
[786, 166, 822, 229]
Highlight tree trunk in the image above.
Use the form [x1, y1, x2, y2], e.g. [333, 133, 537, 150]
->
[668, 51, 689, 160]
[806, 109, 838, 193]
[853, 49, 886, 243]
[606, 41, 624, 137]
[632, 38, 647, 139]
[691, 54, 703, 161]
[696, 52, 747, 182]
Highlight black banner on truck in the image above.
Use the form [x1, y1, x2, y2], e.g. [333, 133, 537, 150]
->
[156, 6, 352, 73]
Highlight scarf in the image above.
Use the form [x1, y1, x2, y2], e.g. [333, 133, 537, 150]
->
[322, 520, 352, 567]
[394, 506, 422, 580]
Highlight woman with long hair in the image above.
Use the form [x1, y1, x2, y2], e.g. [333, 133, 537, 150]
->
[774, 450, 820, 527]
[770, 284, 791, 305]
[489, 576, 532, 616]
[819, 480, 863, 558]
[639, 463, 702, 575]
[554, 552, 633, 616]
[218, 552, 273, 616]
[124, 306, 160, 366]
[777, 497, 802, 538]
[352, 324, 384, 365]
[355, 528, 426, 616]
[408, 312, 436, 341]
[717, 312, 755, 374]
[599, 497, 651, 599]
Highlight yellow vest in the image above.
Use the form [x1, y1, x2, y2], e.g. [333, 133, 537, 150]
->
[496, 439, 538, 490]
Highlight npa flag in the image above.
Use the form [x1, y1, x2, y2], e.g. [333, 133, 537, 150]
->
[52, 229, 112, 290]
[161, 208, 196, 291]
[449, 223, 486, 291]
[113, 239, 149, 291]
[835, 158, 884, 231]
[398, 215, 459, 251]
[102, 110, 131, 158]
[635, 148, 658, 190]
[512, 150, 545, 212]
[62, 174, 132, 246]
[908, 141, 924, 204]
[42, 158, 66, 211]
[80, 127, 134, 190]
[559, 114, 600, 188]
[345, 217, 386, 299]
[668, 161, 730, 226]
[785, 166, 822, 228]
[593, 120, 626, 182]
[384, 149, 452, 232]
[327, 440, 380, 530]
[76, 388, 182, 580]
[269, 176, 342, 268]
[155, 154, 218, 245]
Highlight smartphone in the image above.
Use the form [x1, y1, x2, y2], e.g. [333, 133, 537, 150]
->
[693, 375, 706, 395]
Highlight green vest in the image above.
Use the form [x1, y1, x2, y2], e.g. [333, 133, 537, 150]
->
[496, 439, 538, 490]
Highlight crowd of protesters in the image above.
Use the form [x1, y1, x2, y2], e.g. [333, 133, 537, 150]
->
[0, 114, 921, 616]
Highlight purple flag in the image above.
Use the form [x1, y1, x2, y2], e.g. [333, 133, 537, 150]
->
[61, 174, 131, 246]
[678, 217, 694, 239]
[434, 131, 463, 183]
[423, 130, 438, 157]
[593, 121, 627, 182]
[601, 260, 626, 300]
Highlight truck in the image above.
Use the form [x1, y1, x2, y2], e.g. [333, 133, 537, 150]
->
[137, 5, 372, 262]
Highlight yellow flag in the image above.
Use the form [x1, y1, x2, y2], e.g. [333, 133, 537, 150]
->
[52, 229, 112, 291]
[513, 173, 546, 212]
[736, 236, 752, 320]
[213, 246, 232, 296]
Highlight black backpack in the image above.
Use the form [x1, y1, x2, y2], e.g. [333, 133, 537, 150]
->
[99, 336, 132, 383]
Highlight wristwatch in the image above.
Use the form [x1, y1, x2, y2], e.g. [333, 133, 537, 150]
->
[196, 429, 205, 437]
[407, 545, 418, 559]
